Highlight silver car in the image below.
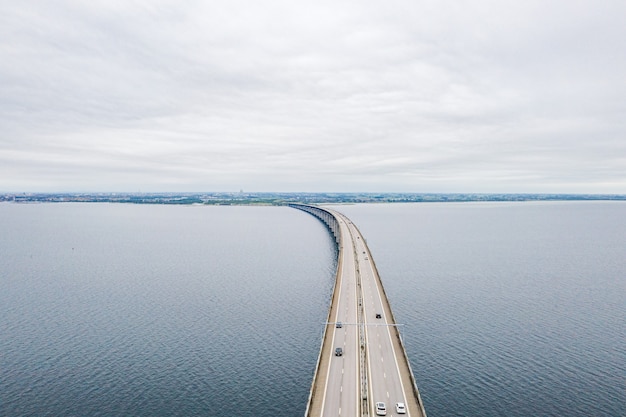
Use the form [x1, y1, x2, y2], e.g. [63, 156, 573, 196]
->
[375, 401, 386, 415]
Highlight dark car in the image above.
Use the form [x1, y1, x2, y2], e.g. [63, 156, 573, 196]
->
[335, 347, 343, 356]
[375, 313, 382, 319]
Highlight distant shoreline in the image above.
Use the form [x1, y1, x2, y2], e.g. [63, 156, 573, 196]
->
[2, 192, 625, 205]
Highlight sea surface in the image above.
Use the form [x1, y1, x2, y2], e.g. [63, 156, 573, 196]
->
[1, 201, 625, 416]
[1, 204, 336, 417]
[333, 202, 626, 417]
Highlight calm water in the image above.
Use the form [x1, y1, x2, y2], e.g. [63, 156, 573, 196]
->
[0, 204, 336, 416]
[1, 202, 625, 416]
[333, 202, 626, 417]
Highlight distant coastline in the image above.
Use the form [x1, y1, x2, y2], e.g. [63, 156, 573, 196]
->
[2, 192, 625, 205]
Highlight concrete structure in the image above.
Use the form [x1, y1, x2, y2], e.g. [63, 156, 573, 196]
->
[291, 204, 427, 417]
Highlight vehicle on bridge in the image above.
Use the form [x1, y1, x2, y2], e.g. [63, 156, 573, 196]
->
[293, 205, 427, 417]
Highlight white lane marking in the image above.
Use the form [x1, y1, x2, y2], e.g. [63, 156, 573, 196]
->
[366, 257, 413, 417]
[345, 213, 415, 417]
[319, 219, 348, 416]
[336, 215, 362, 417]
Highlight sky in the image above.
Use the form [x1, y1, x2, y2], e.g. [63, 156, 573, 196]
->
[1, 0, 625, 193]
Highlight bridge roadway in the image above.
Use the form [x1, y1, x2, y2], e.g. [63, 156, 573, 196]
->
[292, 205, 427, 417]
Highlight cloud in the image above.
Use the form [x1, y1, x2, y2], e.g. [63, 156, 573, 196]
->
[1, 0, 625, 192]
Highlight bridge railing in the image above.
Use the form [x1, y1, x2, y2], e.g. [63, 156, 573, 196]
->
[292, 204, 427, 417]
[362, 228, 429, 417]
[291, 204, 343, 417]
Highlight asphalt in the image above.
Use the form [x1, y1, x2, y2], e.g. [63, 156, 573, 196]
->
[305, 208, 427, 417]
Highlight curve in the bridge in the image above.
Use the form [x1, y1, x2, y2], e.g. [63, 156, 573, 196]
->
[291, 204, 427, 417]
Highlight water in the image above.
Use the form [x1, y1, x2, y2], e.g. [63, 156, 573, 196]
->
[0, 204, 337, 416]
[333, 202, 626, 417]
[2, 201, 625, 416]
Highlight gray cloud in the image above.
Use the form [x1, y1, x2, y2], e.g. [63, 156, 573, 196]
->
[1, 0, 625, 192]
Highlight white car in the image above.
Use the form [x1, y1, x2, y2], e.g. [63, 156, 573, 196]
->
[396, 402, 407, 414]
[375, 401, 387, 415]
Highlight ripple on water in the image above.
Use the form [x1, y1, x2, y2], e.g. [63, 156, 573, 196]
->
[0, 204, 336, 417]
[333, 202, 626, 417]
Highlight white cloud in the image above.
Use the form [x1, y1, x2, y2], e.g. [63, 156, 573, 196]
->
[1, 0, 625, 192]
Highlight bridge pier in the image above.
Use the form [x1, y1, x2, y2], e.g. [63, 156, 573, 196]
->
[289, 204, 340, 245]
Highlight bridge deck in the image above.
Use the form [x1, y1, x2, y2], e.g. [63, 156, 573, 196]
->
[293, 205, 427, 417]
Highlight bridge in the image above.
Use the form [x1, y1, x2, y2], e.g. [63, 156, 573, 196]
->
[291, 204, 427, 417]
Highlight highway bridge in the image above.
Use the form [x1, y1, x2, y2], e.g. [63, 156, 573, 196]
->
[291, 204, 427, 417]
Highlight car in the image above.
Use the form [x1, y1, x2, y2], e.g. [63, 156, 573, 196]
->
[375, 401, 386, 415]
[395, 402, 406, 414]
[335, 347, 343, 356]
[336, 321, 342, 328]
[365, 257, 368, 260]
[375, 313, 382, 319]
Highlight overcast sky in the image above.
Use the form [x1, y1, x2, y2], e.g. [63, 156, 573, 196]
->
[1, 0, 625, 193]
